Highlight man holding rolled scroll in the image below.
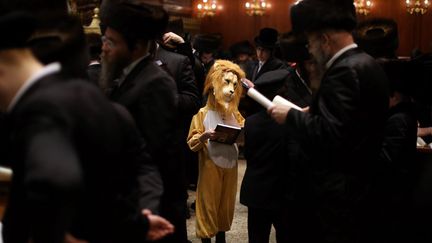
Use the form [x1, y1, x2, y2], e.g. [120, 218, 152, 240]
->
[267, 0, 389, 242]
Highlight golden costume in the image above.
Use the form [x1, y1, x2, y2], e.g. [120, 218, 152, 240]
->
[187, 60, 245, 239]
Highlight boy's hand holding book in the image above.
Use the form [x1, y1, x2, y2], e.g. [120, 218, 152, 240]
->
[199, 129, 215, 143]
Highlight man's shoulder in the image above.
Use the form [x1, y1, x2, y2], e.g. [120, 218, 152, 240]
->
[157, 47, 188, 63]
[20, 79, 102, 110]
[332, 48, 374, 68]
[268, 57, 286, 67]
[133, 59, 176, 84]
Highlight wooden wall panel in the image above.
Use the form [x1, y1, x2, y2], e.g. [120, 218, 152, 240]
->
[196, 0, 432, 56]
[197, 0, 295, 51]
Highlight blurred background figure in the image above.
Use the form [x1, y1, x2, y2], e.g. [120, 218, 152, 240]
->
[83, 7, 103, 86]
[99, 1, 186, 242]
[85, 32, 102, 85]
[229, 40, 255, 72]
[355, 18, 399, 59]
[193, 33, 222, 76]
[374, 58, 417, 243]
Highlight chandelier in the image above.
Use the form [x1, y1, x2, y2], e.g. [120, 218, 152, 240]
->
[245, 0, 271, 16]
[406, 0, 430, 14]
[354, 0, 373, 15]
[196, 0, 222, 18]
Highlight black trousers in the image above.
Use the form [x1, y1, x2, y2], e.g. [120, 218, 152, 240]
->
[157, 200, 189, 243]
[247, 201, 323, 243]
[247, 207, 290, 243]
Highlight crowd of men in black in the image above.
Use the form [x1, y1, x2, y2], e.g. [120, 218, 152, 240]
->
[0, 0, 432, 242]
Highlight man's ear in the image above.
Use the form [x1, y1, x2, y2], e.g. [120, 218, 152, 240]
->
[132, 39, 152, 57]
[321, 33, 331, 46]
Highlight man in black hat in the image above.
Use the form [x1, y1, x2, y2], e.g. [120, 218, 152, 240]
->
[193, 33, 222, 73]
[354, 18, 399, 59]
[246, 27, 286, 83]
[0, 5, 173, 243]
[268, 0, 389, 242]
[229, 40, 255, 72]
[100, 1, 190, 243]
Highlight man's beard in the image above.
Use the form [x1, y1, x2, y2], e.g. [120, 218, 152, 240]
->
[99, 54, 131, 92]
[313, 48, 330, 69]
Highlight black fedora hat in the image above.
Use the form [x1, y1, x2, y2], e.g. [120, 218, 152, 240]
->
[100, 1, 168, 41]
[0, 11, 35, 51]
[229, 40, 254, 57]
[354, 18, 398, 59]
[254, 27, 278, 49]
[254, 28, 279, 49]
[193, 34, 222, 53]
[290, 0, 356, 34]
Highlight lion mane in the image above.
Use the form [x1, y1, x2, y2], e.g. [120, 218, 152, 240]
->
[203, 60, 245, 115]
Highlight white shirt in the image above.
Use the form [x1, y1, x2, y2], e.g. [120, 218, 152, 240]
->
[7, 62, 61, 112]
[257, 61, 265, 73]
[325, 43, 358, 69]
[203, 110, 239, 168]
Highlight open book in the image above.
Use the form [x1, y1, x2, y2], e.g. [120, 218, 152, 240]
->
[210, 124, 242, 145]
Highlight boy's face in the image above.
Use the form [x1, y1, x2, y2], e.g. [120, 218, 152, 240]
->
[256, 46, 271, 62]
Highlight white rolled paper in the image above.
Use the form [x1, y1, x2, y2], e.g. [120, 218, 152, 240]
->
[272, 95, 303, 111]
[247, 88, 274, 109]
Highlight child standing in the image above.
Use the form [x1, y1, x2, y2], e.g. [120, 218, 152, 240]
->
[187, 60, 245, 243]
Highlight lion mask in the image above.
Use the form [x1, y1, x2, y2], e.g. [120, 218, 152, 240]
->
[204, 60, 245, 115]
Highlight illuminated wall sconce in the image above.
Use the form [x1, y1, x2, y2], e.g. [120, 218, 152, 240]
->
[354, 0, 373, 16]
[406, 0, 430, 15]
[197, 0, 223, 18]
[245, 0, 271, 16]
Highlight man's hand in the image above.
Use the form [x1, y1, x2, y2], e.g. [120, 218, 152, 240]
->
[241, 78, 254, 89]
[162, 32, 185, 48]
[267, 104, 291, 124]
[268, 105, 309, 124]
[142, 209, 174, 241]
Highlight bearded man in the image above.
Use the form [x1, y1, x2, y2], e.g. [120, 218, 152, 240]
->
[268, 0, 390, 242]
[99, 2, 191, 243]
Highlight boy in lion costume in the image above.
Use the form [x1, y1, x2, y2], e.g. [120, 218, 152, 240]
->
[187, 60, 245, 243]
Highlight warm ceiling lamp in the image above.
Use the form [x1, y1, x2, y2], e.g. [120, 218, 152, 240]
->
[196, 0, 223, 18]
[245, 0, 271, 16]
[406, 0, 430, 14]
[354, 0, 373, 15]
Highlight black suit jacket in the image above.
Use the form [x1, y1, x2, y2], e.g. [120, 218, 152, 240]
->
[240, 110, 291, 210]
[285, 48, 389, 239]
[109, 57, 184, 203]
[287, 48, 389, 174]
[155, 46, 200, 127]
[247, 56, 287, 82]
[3, 74, 162, 243]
